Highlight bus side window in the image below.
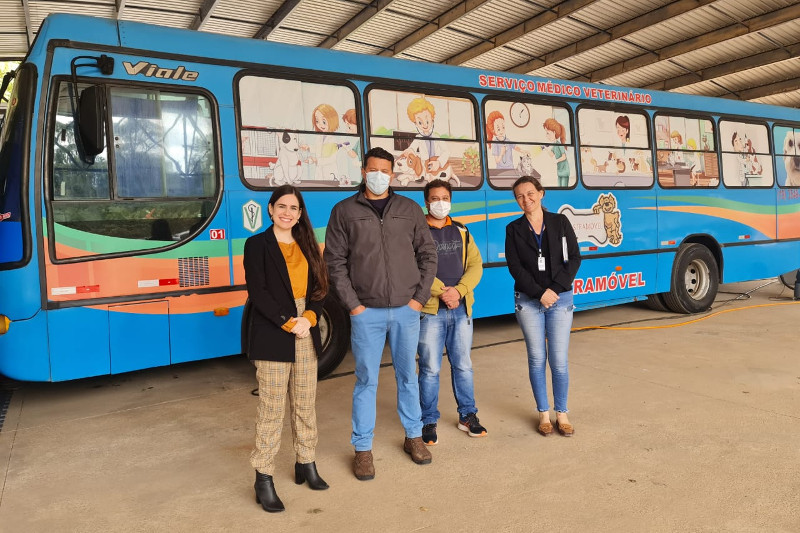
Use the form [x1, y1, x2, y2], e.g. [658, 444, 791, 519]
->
[577, 108, 653, 189]
[483, 99, 575, 190]
[654, 115, 718, 188]
[719, 120, 773, 188]
[237, 75, 362, 189]
[367, 88, 481, 189]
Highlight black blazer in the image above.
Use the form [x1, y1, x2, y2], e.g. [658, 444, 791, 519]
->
[505, 210, 581, 299]
[243, 226, 325, 362]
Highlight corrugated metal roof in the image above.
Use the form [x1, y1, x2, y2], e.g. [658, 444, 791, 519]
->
[510, 17, 599, 59]
[214, 0, 283, 25]
[333, 9, 426, 53]
[401, 27, 484, 62]
[461, 46, 530, 71]
[447, 0, 543, 40]
[3, 0, 800, 107]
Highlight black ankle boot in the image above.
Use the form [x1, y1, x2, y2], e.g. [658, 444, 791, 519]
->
[254, 471, 285, 512]
[294, 461, 329, 490]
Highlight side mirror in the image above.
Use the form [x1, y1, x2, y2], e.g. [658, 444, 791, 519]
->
[76, 85, 106, 164]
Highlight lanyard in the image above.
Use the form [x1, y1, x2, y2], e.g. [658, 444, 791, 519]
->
[527, 220, 545, 255]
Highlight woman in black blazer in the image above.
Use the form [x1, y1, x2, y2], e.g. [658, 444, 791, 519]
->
[243, 185, 329, 513]
[505, 176, 581, 438]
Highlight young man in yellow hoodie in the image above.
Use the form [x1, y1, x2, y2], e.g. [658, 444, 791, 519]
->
[418, 179, 485, 445]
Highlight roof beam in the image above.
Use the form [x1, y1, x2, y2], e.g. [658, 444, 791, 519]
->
[253, 0, 302, 40]
[115, 0, 127, 20]
[442, 0, 598, 66]
[580, 3, 800, 83]
[377, 0, 491, 58]
[190, 0, 221, 31]
[506, 0, 717, 75]
[723, 76, 800, 102]
[645, 42, 800, 91]
[318, 0, 395, 49]
[22, 0, 33, 47]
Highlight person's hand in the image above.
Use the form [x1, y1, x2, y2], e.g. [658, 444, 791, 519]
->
[408, 299, 423, 312]
[440, 287, 461, 309]
[540, 289, 559, 309]
[291, 316, 312, 338]
[350, 305, 366, 316]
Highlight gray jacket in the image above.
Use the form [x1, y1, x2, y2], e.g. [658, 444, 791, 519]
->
[324, 188, 437, 311]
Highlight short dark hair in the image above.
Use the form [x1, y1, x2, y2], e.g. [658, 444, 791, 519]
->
[363, 146, 394, 170]
[424, 179, 452, 201]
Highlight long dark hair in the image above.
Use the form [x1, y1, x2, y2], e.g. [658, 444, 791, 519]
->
[268, 185, 328, 301]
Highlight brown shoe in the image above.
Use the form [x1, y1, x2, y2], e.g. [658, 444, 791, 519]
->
[353, 450, 375, 480]
[537, 421, 553, 437]
[403, 437, 432, 465]
[556, 420, 574, 437]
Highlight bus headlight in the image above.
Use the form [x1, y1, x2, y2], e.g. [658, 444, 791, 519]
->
[0, 315, 10, 335]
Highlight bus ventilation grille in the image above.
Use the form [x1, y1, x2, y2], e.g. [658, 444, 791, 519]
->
[178, 256, 210, 287]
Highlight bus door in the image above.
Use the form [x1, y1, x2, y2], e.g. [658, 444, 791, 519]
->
[714, 120, 778, 282]
[773, 125, 800, 275]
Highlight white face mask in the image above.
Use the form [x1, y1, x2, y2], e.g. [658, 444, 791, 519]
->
[428, 200, 451, 220]
[364, 170, 391, 195]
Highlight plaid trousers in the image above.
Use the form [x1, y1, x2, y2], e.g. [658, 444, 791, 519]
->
[250, 298, 318, 475]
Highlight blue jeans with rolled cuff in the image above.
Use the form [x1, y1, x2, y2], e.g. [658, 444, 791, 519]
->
[514, 290, 574, 413]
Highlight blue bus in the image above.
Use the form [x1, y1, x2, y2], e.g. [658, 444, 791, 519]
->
[1, 14, 799, 382]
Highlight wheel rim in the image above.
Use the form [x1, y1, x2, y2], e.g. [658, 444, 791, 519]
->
[684, 259, 710, 300]
[318, 311, 331, 352]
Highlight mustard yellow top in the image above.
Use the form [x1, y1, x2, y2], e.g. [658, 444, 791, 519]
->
[277, 241, 317, 331]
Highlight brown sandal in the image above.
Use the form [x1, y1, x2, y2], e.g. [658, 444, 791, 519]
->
[537, 421, 553, 436]
[556, 420, 574, 437]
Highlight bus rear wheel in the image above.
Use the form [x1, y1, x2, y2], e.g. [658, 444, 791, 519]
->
[644, 293, 671, 312]
[317, 298, 350, 379]
[663, 243, 719, 314]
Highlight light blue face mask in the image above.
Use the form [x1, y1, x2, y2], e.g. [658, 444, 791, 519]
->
[364, 170, 391, 195]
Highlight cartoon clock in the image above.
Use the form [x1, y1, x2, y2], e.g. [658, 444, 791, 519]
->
[510, 102, 530, 128]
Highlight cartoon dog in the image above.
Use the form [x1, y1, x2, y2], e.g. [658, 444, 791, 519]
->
[394, 152, 426, 186]
[269, 131, 302, 186]
[783, 130, 800, 187]
[592, 193, 622, 245]
[426, 158, 460, 187]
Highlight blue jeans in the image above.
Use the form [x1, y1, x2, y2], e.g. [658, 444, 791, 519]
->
[350, 305, 423, 451]
[417, 303, 477, 424]
[514, 290, 574, 413]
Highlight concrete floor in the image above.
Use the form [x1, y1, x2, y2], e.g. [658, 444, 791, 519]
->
[1, 280, 799, 532]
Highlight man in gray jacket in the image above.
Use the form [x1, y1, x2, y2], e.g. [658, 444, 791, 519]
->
[324, 147, 437, 480]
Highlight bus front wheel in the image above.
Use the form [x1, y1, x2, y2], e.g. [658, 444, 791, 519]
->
[663, 243, 719, 314]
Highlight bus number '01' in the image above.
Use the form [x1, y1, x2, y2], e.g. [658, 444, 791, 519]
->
[209, 229, 225, 240]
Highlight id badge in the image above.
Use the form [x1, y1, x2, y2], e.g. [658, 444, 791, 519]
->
[538, 255, 546, 272]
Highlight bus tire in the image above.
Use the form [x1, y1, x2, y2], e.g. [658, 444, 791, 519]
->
[779, 270, 797, 289]
[644, 293, 671, 312]
[663, 243, 719, 314]
[317, 298, 350, 379]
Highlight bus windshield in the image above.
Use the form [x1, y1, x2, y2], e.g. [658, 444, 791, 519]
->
[0, 64, 33, 266]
